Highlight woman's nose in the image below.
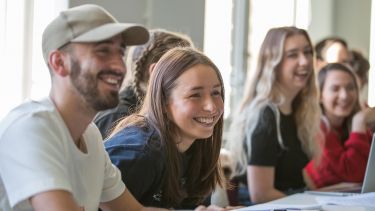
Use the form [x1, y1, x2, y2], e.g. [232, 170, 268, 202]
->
[203, 97, 217, 112]
[299, 53, 309, 66]
[339, 88, 349, 99]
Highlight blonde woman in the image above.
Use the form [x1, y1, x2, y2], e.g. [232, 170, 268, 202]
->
[227, 26, 321, 204]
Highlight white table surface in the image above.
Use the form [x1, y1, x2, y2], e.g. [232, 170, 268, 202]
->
[234, 192, 375, 211]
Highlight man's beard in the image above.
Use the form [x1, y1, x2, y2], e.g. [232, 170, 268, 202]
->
[69, 59, 120, 111]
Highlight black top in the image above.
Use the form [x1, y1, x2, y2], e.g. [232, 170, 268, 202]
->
[104, 124, 205, 209]
[247, 105, 309, 192]
[94, 86, 139, 139]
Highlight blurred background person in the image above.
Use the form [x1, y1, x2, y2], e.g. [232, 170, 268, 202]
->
[350, 49, 370, 108]
[314, 37, 351, 71]
[304, 63, 375, 189]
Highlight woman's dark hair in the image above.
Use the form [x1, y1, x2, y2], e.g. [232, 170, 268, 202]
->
[350, 50, 370, 85]
[315, 37, 348, 61]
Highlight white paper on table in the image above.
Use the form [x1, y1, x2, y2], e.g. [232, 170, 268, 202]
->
[234, 193, 322, 210]
[315, 192, 375, 208]
[234, 203, 322, 210]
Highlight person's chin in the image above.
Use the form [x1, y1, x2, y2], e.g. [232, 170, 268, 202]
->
[335, 111, 352, 118]
[196, 130, 214, 139]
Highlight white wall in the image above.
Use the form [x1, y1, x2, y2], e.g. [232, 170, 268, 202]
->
[309, 0, 334, 43]
[309, 0, 371, 55]
[334, 0, 371, 55]
[70, 0, 148, 24]
[69, 0, 205, 49]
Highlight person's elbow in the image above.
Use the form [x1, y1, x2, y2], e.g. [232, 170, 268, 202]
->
[250, 187, 285, 204]
[250, 190, 269, 204]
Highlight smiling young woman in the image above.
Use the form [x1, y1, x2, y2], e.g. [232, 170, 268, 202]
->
[104, 47, 225, 209]
[303, 63, 375, 189]
[227, 26, 321, 205]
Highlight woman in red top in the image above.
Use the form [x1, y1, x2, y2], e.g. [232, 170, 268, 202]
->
[304, 63, 375, 189]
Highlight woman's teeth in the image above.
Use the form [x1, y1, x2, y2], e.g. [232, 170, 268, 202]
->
[195, 117, 214, 124]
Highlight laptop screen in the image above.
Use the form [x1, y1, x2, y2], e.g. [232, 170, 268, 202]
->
[362, 133, 375, 193]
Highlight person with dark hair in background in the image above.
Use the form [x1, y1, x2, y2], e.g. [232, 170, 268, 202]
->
[350, 49, 370, 108]
[315, 37, 351, 71]
[304, 63, 375, 189]
[94, 29, 193, 138]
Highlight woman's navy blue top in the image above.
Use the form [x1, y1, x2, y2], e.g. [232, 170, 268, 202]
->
[104, 125, 203, 209]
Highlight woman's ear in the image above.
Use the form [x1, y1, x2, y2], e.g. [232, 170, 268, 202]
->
[148, 63, 157, 75]
[164, 103, 172, 120]
[49, 50, 70, 77]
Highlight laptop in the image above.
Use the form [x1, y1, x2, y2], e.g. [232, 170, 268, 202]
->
[361, 133, 375, 193]
[306, 133, 375, 196]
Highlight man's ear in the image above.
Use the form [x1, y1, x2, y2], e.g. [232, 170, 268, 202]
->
[48, 50, 70, 77]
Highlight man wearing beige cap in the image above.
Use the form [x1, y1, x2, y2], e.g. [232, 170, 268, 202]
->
[0, 4, 171, 211]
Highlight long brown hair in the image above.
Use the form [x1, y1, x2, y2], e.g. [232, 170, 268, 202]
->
[111, 47, 224, 207]
[228, 26, 321, 175]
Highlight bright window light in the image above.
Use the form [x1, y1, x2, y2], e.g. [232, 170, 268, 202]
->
[0, 0, 26, 119]
[204, 0, 232, 118]
[0, 0, 67, 119]
[248, 0, 310, 79]
[30, 0, 68, 100]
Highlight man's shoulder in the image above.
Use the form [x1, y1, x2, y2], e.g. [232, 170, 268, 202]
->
[0, 98, 58, 133]
[6, 98, 54, 115]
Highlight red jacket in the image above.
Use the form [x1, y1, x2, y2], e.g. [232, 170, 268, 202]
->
[304, 121, 372, 188]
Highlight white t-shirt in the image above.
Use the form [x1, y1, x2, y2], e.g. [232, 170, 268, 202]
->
[0, 98, 125, 211]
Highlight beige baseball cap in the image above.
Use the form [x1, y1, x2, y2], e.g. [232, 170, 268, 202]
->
[42, 4, 149, 64]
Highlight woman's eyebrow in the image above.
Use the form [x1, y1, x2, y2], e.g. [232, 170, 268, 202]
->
[189, 83, 221, 91]
[213, 84, 221, 88]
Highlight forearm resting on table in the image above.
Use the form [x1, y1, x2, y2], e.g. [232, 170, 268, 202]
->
[247, 166, 285, 203]
[250, 187, 285, 204]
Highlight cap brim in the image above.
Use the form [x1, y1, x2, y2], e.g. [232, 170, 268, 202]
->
[71, 23, 149, 45]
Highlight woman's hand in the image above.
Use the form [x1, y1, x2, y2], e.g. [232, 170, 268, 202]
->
[302, 168, 316, 190]
[352, 107, 375, 133]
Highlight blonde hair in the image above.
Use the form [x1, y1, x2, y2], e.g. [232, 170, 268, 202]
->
[227, 26, 321, 176]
